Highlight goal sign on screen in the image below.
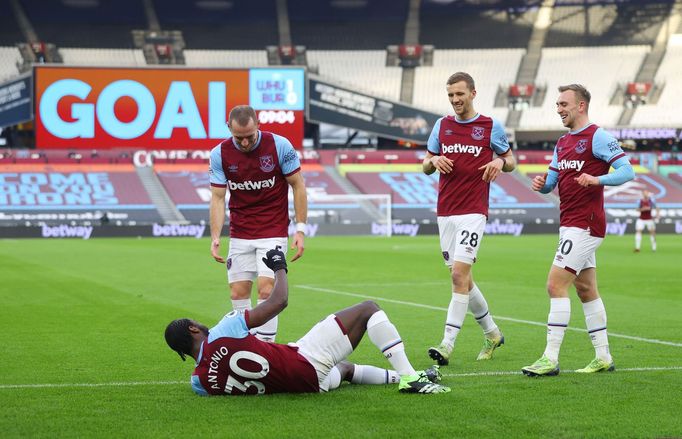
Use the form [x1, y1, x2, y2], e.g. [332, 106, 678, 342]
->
[33, 66, 305, 149]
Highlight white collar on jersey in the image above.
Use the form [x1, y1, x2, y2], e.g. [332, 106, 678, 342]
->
[568, 122, 594, 135]
[195, 340, 204, 366]
[454, 113, 480, 124]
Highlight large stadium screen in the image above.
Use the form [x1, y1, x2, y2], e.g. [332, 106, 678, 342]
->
[33, 66, 305, 149]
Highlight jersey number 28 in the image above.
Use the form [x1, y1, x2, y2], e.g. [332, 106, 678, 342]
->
[459, 230, 479, 247]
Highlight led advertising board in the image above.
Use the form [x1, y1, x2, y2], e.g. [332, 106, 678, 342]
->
[34, 66, 305, 149]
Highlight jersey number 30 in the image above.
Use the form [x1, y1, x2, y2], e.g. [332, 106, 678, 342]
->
[224, 351, 270, 395]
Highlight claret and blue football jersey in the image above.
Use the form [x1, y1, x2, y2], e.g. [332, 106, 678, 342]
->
[426, 113, 510, 217]
[209, 131, 301, 239]
[191, 310, 319, 396]
[547, 124, 628, 237]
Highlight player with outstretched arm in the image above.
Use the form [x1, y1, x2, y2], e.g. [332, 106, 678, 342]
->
[165, 248, 450, 395]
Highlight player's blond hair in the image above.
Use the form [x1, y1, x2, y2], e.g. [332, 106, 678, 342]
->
[558, 84, 591, 110]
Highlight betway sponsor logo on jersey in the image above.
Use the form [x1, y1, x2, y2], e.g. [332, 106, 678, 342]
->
[228, 177, 276, 191]
[441, 143, 483, 157]
[557, 159, 585, 172]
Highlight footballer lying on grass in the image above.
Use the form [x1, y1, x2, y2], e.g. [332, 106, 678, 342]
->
[165, 248, 449, 395]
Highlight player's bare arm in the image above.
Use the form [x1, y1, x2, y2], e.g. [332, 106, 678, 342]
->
[209, 185, 227, 263]
[531, 173, 547, 191]
[423, 151, 453, 175]
[479, 150, 515, 183]
[286, 172, 307, 262]
[574, 173, 600, 187]
[248, 249, 289, 328]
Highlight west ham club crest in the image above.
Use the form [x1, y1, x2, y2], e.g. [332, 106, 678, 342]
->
[259, 155, 275, 172]
[471, 126, 485, 141]
[575, 139, 587, 154]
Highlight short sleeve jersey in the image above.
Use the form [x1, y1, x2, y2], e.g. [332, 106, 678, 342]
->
[191, 310, 319, 396]
[639, 198, 656, 220]
[209, 131, 301, 239]
[547, 124, 627, 237]
[426, 114, 510, 217]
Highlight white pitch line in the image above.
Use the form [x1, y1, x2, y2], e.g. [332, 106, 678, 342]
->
[3, 367, 682, 390]
[0, 381, 186, 389]
[442, 366, 682, 378]
[322, 281, 447, 288]
[296, 284, 682, 348]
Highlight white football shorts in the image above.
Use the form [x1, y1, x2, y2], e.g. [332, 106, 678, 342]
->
[552, 227, 603, 275]
[292, 315, 353, 393]
[635, 219, 656, 232]
[437, 213, 487, 266]
[226, 237, 288, 282]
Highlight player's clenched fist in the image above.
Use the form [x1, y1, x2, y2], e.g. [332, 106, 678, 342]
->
[262, 248, 288, 273]
[531, 173, 547, 192]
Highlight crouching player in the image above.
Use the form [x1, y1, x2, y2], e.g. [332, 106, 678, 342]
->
[165, 248, 450, 395]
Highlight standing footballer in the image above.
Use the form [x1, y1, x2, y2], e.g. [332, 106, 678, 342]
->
[523, 84, 635, 376]
[423, 72, 516, 365]
[209, 105, 308, 343]
[634, 189, 659, 252]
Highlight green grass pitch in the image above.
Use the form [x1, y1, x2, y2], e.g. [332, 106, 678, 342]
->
[1, 234, 680, 438]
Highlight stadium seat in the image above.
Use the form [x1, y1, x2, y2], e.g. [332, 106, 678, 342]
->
[0, 46, 22, 81]
[59, 48, 147, 66]
[412, 49, 525, 121]
[307, 50, 402, 101]
[520, 46, 648, 129]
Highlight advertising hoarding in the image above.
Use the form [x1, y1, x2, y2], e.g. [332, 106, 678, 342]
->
[307, 76, 440, 143]
[0, 74, 32, 128]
